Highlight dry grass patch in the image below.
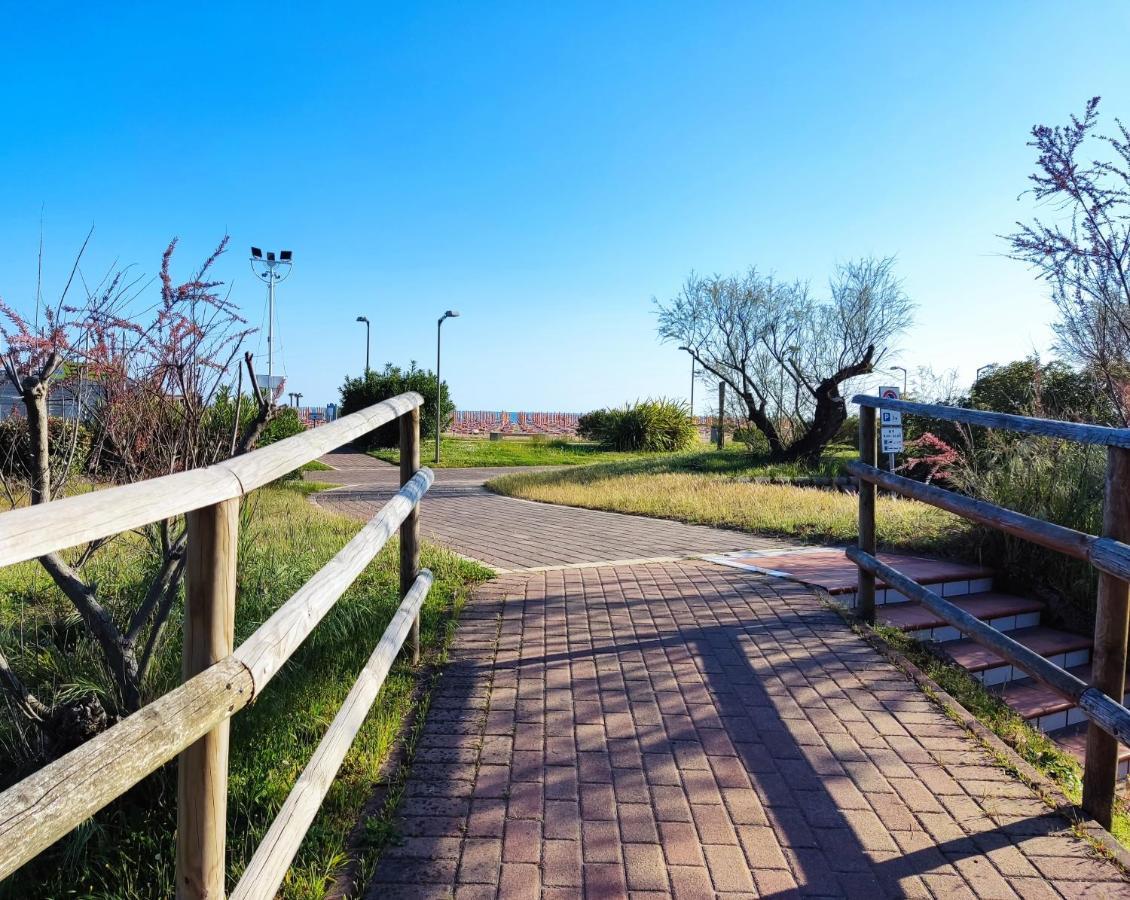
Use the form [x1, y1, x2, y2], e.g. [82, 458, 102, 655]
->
[489, 468, 969, 552]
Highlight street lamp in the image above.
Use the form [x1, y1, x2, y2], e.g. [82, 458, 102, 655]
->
[356, 315, 370, 374]
[250, 247, 293, 387]
[435, 310, 460, 464]
[890, 365, 908, 395]
[677, 346, 695, 415]
[976, 363, 998, 382]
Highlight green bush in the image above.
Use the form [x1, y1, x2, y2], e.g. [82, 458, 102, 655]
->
[0, 415, 91, 480]
[733, 425, 770, 454]
[339, 362, 453, 449]
[577, 399, 696, 452]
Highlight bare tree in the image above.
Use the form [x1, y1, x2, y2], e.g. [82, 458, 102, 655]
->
[657, 257, 913, 462]
[1007, 96, 1130, 424]
[0, 236, 279, 756]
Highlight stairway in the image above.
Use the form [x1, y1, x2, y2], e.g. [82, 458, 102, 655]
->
[845, 567, 1130, 782]
[707, 549, 1129, 780]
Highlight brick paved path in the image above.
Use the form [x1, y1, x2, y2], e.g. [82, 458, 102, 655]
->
[368, 561, 1128, 899]
[313, 450, 784, 570]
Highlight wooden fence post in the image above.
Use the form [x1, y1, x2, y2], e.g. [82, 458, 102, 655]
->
[1083, 446, 1130, 829]
[400, 407, 422, 665]
[177, 498, 239, 899]
[857, 407, 877, 623]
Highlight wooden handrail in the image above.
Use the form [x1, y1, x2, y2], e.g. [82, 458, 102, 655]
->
[231, 570, 435, 900]
[234, 468, 433, 695]
[847, 547, 1130, 746]
[852, 394, 1130, 448]
[0, 469, 432, 883]
[847, 461, 1130, 582]
[0, 391, 424, 568]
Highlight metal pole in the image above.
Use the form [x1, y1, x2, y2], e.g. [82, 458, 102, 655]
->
[435, 319, 442, 465]
[690, 357, 695, 415]
[716, 382, 725, 450]
[267, 274, 274, 381]
[365, 319, 370, 374]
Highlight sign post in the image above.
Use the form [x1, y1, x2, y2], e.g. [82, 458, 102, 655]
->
[878, 385, 903, 471]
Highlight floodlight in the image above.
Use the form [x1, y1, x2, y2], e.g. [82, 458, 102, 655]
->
[266, 251, 276, 262]
[280, 250, 292, 261]
[251, 247, 263, 259]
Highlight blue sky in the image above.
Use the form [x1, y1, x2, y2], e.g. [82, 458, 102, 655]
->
[2, 2, 1128, 413]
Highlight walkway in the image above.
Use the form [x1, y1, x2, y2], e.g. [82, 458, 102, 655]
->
[313, 450, 1128, 896]
[312, 450, 784, 570]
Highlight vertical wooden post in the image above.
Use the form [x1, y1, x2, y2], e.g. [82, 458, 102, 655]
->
[857, 407, 877, 623]
[717, 382, 726, 450]
[177, 498, 239, 900]
[400, 406, 422, 665]
[1083, 446, 1130, 829]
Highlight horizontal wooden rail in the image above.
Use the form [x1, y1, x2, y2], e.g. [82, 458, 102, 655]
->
[0, 657, 253, 881]
[853, 394, 1130, 448]
[0, 469, 432, 882]
[847, 461, 1130, 582]
[847, 547, 1130, 746]
[234, 468, 433, 694]
[232, 570, 435, 900]
[0, 391, 425, 568]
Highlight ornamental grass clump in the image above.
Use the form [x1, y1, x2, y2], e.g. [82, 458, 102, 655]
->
[577, 398, 697, 452]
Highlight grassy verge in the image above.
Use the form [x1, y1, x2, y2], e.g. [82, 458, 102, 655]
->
[488, 460, 968, 554]
[369, 435, 671, 467]
[863, 622, 1130, 849]
[0, 482, 491, 899]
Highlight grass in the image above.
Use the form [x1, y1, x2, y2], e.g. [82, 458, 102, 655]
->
[865, 622, 1130, 849]
[487, 451, 968, 554]
[0, 481, 491, 899]
[369, 435, 674, 468]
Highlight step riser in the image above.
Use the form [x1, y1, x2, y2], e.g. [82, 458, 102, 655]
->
[905, 611, 1041, 644]
[972, 648, 1092, 687]
[834, 577, 994, 610]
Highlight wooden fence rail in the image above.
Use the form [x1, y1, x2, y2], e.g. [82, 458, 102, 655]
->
[0, 391, 432, 897]
[851, 393, 1130, 829]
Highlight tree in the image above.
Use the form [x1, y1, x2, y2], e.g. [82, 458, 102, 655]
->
[1007, 97, 1130, 424]
[0, 235, 280, 757]
[339, 362, 453, 449]
[656, 257, 913, 462]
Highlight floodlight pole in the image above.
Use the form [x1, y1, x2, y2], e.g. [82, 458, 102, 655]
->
[356, 316, 370, 374]
[250, 248, 293, 387]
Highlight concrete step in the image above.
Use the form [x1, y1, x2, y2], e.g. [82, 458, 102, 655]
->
[945, 626, 1092, 687]
[998, 664, 1130, 734]
[1054, 725, 1130, 781]
[879, 591, 1044, 642]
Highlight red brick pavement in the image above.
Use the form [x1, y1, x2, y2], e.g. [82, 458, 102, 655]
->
[365, 561, 1129, 898]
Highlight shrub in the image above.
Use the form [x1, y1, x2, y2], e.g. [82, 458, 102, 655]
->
[577, 399, 696, 452]
[339, 362, 453, 449]
[0, 415, 90, 480]
[733, 425, 770, 454]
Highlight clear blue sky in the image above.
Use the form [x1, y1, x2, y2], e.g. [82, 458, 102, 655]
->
[2, 3, 1127, 412]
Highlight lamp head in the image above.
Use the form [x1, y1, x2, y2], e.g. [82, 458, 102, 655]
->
[444, 310, 460, 319]
[250, 247, 263, 260]
[356, 315, 368, 323]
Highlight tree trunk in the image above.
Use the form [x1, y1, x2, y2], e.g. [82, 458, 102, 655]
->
[24, 385, 51, 504]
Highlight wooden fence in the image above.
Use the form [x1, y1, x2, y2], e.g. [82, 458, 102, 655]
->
[0, 391, 431, 898]
[852, 394, 1130, 829]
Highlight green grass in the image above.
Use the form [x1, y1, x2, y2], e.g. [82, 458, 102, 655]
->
[0, 481, 491, 899]
[369, 435, 675, 468]
[865, 622, 1130, 849]
[487, 449, 967, 554]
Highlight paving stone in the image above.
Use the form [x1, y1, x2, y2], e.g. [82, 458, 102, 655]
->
[359, 554, 1129, 898]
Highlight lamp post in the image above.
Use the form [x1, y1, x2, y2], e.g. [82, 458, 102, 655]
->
[294, 392, 303, 410]
[435, 310, 460, 464]
[677, 345, 695, 415]
[891, 365, 908, 396]
[249, 248, 293, 387]
[356, 315, 370, 374]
